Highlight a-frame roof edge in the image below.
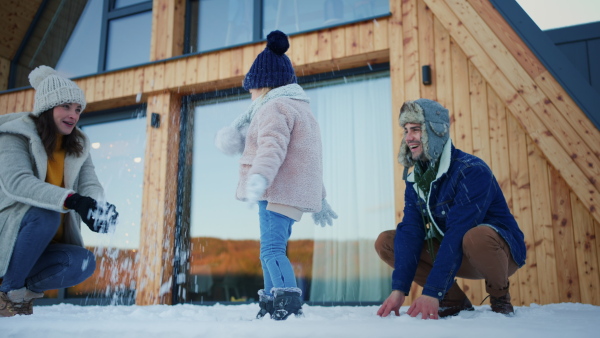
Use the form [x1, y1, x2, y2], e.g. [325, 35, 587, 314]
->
[490, 0, 600, 130]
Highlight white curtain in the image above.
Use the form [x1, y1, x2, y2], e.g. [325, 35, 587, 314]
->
[307, 75, 395, 302]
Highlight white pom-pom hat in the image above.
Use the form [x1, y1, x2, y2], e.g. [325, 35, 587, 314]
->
[28, 65, 86, 116]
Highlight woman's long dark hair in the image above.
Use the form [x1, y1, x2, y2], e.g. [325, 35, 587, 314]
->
[31, 108, 84, 159]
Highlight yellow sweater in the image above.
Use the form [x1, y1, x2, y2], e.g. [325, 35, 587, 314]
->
[46, 136, 66, 242]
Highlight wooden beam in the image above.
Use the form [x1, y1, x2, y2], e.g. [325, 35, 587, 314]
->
[571, 192, 600, 305]
[150, 0, 186, 61]
[507, 112, 539, 306]
[527, 136, 560, 304]
[0, 0, 43, 59]
[549, 166, 581, 303]
[136, 91, 181, 305]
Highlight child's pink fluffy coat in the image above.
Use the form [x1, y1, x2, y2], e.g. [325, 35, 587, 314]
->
[236, 97, 325, 212]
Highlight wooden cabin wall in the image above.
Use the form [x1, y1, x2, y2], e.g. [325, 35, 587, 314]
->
[0, 0, 598, 306]
[389, 0, 600, 306]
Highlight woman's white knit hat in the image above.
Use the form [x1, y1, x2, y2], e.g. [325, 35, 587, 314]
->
[29, 65, 86, 116]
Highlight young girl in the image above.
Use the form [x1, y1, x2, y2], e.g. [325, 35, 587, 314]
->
[0, 66, 118, 317]
[216, 30, 337, 320]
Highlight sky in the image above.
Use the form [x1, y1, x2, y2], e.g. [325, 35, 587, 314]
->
[515, 0, 600, 30]
[3, 302, 600, 338]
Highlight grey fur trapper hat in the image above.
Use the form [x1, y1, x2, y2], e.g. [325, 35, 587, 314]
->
[398, 98, 450, 168]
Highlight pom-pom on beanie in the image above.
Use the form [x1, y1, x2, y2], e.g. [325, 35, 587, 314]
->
[29, 65, 86, 116]
[397, 98, 450, 168]
[242, 30, 297, 91]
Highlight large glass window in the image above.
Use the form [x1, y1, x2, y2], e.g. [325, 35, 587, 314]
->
[105, 11, 153, 70]
[11, 0, 152, 89]
[184, 71, 393, 303]
[187, 0, 390, 54]
[263, 0, 390, 35]
[189, 0, 255, 53]
[64, 110, 147, 303]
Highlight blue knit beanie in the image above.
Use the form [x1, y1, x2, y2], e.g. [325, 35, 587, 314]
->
[243, 30, 297, 91]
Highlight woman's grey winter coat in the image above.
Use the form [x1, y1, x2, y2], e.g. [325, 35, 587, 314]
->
[0, 112, 104, 277]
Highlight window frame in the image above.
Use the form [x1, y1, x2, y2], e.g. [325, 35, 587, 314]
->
[172, 63, 391, 306]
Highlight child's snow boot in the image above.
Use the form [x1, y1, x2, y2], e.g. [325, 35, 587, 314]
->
[272, 287, 303, 320]
[256, 289, 274, 319]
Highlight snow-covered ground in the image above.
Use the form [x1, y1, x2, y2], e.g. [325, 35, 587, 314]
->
[2, 302, 599, 338]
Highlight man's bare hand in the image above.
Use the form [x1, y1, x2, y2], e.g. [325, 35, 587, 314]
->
[377, 290, 406, 317]
[407, 295, 439, 320]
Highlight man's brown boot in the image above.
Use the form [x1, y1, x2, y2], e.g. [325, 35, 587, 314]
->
[438, 282, 474, 317]
[0, 292, 16, 317]
[490, 292, 514, 315]
[439, 295, 474, 317]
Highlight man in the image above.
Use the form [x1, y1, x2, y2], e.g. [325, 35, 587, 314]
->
[376, 99, 526, 319]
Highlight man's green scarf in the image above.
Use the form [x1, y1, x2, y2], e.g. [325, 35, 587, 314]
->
[413, 160, 443, 262]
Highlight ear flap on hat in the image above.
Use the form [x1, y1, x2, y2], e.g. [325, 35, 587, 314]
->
[428, 121, 448, 137]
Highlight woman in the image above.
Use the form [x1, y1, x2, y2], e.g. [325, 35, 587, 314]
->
[216, 30, 337, 320]
[0, 66, 118, 317]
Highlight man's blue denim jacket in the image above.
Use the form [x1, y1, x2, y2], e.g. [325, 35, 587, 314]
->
[392, 140, 526, 300]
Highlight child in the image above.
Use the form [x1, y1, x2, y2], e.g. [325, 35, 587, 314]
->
[216, 30, 336, 320]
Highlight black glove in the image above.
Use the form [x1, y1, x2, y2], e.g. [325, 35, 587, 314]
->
[64, 193, 118, 233]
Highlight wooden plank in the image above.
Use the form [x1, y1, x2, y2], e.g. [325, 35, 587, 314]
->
[122, 69, 135, 97]
[317, 30, 332, 63]
[450, 40, 472, 153]
[507, 112, 539, 306]
[571, 193, 600, 305]
[196, 55, 208, 84]
[487, 88, 520, 304]
[207, 52, 220, 82]
[0, 57, 9, 91]
[153, 63, 165, 91]
[150, 0, 185, 61]
[344, 24, 360, 57]
[218, 49, 232, 80]
[133, 67, 145, 96]
[534, 70, 600, 159]
[185, 57, 198, 86]
[305, 32, 320, 64]
[242, 44, 258, 75]
[23, 89, 34, 112]
[469, 62, 490, 164]
[173, 58, 187, 86]
[230, 48, 244, 78]
[13, 90, 25, 112]
[331, 26, 346, 59]
[422, 0, 600, 224]
[136, 92, 181, 305]
[373, 17, 388, 52]
[0, 93, 8, 115]
[289, 35, 305, 67]
[548, 166, 581, 303]
[527, 136, 560, 304]
[85, 77, 95, 103]
[402, 0, 420, 101]
[112, 71, 124, 99]
[433, 17, 453, 137]
[5, 91, 16, 113]
[417, 0, 436, 100]
[94, 75, 106, 102]
[358, 21, 374, 54]
[103, 72, 115, 101]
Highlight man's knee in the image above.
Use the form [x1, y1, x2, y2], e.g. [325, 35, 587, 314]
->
[375, 230, 395, 253]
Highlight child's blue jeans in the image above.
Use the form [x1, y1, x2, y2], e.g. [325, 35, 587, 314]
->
[258, 201, 297, 294]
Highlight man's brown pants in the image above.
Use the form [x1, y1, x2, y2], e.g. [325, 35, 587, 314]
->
[375, 225, 519, 301]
